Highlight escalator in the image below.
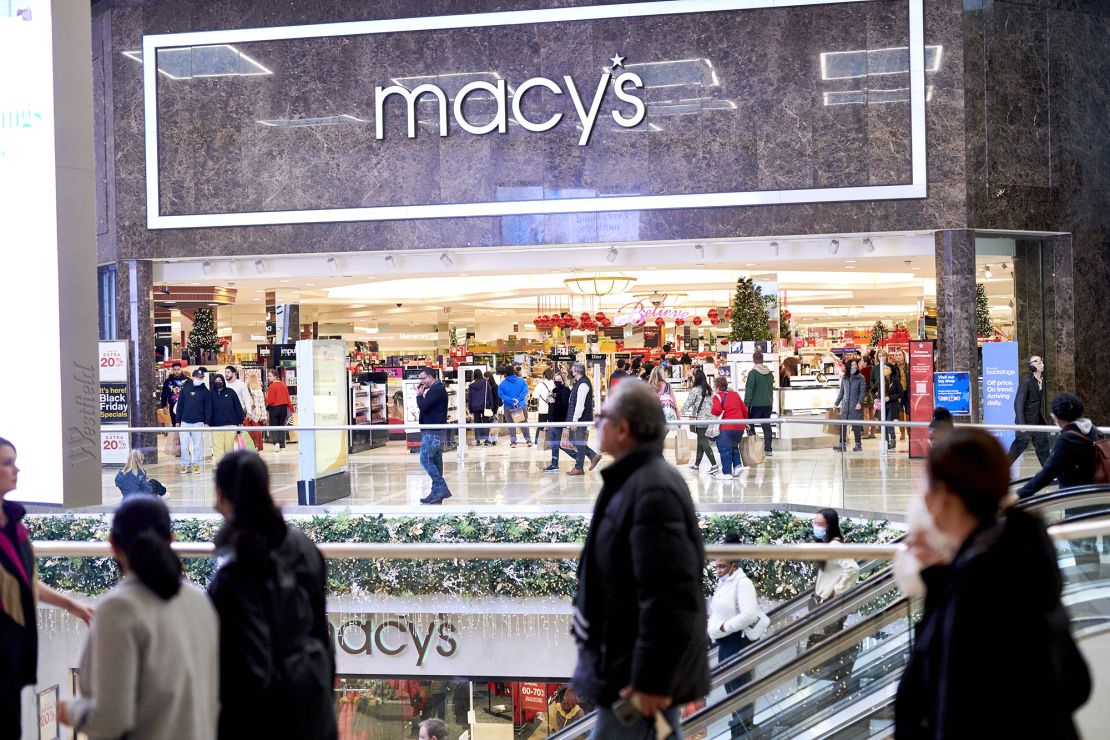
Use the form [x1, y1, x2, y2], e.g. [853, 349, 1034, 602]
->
[550, 483, 1110, 739]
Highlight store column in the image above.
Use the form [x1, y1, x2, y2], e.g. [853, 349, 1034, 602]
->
[117, 259, 160, 460]
[934, 229, 979, 419]
[1051, 234, 1076, 400]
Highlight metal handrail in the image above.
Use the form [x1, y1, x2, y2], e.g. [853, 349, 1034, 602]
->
[30, 518, 1110, 559]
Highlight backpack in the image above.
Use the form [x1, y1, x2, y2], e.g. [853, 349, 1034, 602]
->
[1068, 431, 1110, 484]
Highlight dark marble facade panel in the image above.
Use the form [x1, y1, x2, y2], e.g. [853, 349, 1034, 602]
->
[869, 180, 965, 231]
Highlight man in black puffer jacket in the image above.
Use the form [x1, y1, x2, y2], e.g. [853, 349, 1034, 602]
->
[571, 379, 709, 736]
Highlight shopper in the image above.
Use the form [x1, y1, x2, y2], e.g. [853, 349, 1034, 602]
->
[543, 371, 575, 472]
[894, 429, 1090, 738]
[416, 368, 452, 505]
[744, 351, 776, 457]
[870, 351, 902, 450]
[498, 365, 532, 447]
[571, 380, 709, 738]
[779, 356, 799, 388]
[893, 348, 910, 442]
[681, 367, 719, 473]
[1, 438, 95, 738]
[1017, 392, 1103, 498]
[208, 451, 337, 740]
[177, 368, 212, 474]
[647, 365, 679, 422]
[812, 509, 860, 602]
[244, 374, 266, 451]
[708, 532, 766, 735]
[59, 497, 219, 740]
[210, 373, 245, 462]
[1007, 355, 1051, 465]
[264, 368, 292, 450]
[223, 366, 250, 421]
[564, 362, 601, 476]
[833, 358, 867, 452]
[928, 407, 955, 446]
[712, 375, 748, 480]
[484, 371, 501, 445]
[608, 359, 630, 391]
[534, 368, 557, 441]
[860, 356, 877, 438]
[466, 372, 495, 446]
[418, 718, 448, 740]
[160, 361, 188, 426]
[114, 449, 154, 498]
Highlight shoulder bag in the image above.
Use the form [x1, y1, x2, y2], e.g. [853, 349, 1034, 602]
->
[707, 392, 724, 439]
[733, 576, 770, 641]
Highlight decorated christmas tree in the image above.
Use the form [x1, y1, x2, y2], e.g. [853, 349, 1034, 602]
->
[729, 276, 772, 342]
[869, 320, 887, 347]
[975, 283, 993, 337]
[186, 307, 220, 358]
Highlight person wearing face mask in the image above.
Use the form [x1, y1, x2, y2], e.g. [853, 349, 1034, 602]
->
[176, 369, 212, 474]
[833, 359, 866, 452]
[209, 374, 245, 463]
[812, 509, 860, 603]
[894, 429, 1091, 739]
[543, 373, 575, 472]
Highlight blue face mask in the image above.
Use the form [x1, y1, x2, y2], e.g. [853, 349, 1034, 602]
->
[813, 526, 827, 541]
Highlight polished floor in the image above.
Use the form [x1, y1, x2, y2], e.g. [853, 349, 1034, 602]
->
[90, 429, 1048, 518]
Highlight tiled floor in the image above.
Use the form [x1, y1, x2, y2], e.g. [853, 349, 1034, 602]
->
[85, 431, 1047, 519]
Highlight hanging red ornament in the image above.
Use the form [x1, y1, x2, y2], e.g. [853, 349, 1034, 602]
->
[594, 312, 606, 322]
[674, 318, 684, 327]
[567, 318, 579, 330]
[601, 318, 612, 328]
[692, 316, 703, 326]
[710, 318, 720, 326]
[726, 309, 733, 320]
[655, 318, 665, 327]
[707, 308, 719, 321]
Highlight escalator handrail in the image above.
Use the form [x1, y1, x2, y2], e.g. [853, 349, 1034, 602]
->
[1015, 482, 1110, 506]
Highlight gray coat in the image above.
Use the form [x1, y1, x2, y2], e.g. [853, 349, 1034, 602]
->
[836, 373, 867, 419]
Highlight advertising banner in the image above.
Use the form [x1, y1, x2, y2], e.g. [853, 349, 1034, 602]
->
[519, 683, 549, 713]
[982, 342, 1020, 452]
[98, 341, 128, 382]
[99, 341, 130, 464]
[99, 382, 129, 424]
[933, 372, 971, 416]
[908, 341, 935, 458]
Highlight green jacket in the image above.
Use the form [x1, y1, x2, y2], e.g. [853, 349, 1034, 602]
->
[744, 366, 775, 407]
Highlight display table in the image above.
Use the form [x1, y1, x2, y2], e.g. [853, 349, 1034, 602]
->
[777, 383, 841, 449]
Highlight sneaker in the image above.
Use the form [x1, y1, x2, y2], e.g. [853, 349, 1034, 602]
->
[853, 445, 863, 452]
[589, 454, 603, 471]
[709, 465, 720, 474]
[567, 469, 585, 476]
[543, 465, 559, 472]
[714, 472, 734, 481]
[422, 491, 452, 505]
[765, 450, 773, 457]
[526, 441, 534, 447]
[733, 467, 745, 477]
[192, 465, 200, 474]
[510, 442, 518, 448]
[178, 466, 188, 475]
[688, 463, 701, 471]
[833, 445, 846, 452]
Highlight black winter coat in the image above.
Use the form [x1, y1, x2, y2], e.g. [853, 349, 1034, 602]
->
[1013, 373, 1046, 424]
[895, 509, 1089, 739]
[176, 382, 212, 425]
[208, 527, 337, 740]
[210, 387, 245, 426]
[1018, 419, 1102, 498]
[571, 442, 710, 706]
[548, 384, 571, 427]
[466, 378, 495, 415]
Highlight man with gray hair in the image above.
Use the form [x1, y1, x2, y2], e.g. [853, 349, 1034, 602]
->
[571, 379, 710, 737]
[418, 718, 448, 740]
[1008, 354, 1050, 466]
[564, 362, 602, 475]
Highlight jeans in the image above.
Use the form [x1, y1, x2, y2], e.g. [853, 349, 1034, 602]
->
[694, 426, 718, 467]
[549, 426, 577, 466]
[591, 706, 683, 740]
[179, 422, 206, 466]
[504, 407, 532, 444]
[1008, 430, 1051, 465]
[420, 431, 449, 495]
[572, 427, 597, 470]
[747, 405, 773, 452]
[715, 429, 743, 474]
[718, 631, 755, 735]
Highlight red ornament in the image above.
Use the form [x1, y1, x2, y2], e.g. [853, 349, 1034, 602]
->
[655, 318, 665, 327]
[674, 318, 684, 327]
[710, 318, 720, 326]
[580, 312, 591, 320]
[692, 316, 703, 326]
[566, 318, 579, 330]
[707, 308, 719, 321]
[595, 312, 606, 321]
[601, 318, 612, 328]
[726, 309, 733, 320]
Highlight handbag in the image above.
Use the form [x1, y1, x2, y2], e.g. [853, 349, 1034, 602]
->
[235, 431, 258, 452]
[149, 478, 167, 497]
[731, 576, 770, 642]
[741, 434, 765, 466]
[509, 407, 526, 424]
[823, 407, 841, 435]
[707, 391, 725, 439]
[673, 427, 691, 465]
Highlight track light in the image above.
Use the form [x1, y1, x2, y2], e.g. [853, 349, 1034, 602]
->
[984, 265, 993, 278]
[606, 247, 619, 264]
[862, 237, 875, 253]
[254, 260, 265, 275]
[829, 239, 840, 255]
[770, 241, 779, 257]
[326, 257, 339, 274]
[1001, 262, 1008, 271]
[384, 255, 397, 271]
[202, 261, 212, 275]
[440, 252, 454, 268]
[693, 243, 704, 260]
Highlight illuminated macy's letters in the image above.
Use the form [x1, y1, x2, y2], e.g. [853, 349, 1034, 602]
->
[375, 56, 646, 146]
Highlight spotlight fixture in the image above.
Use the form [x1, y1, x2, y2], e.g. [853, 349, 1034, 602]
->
[327, 257, 339, 274]
[254, 259, 265, 274]
[770, 241, 779, 257]
[984, 265, 993, 278]
[829, 239, 840, 255]
[862, 237, 875, 253]
[693, 243, 704, 260]
[384, 255, 397, 271]
[1000, 262, 1009, 271]
[606, 247, 619, 264]
[440, 252, 454, 268]
[201, 261, 212, 275]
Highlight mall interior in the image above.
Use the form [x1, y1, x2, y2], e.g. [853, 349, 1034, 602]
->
[3, 0, 1110, 737]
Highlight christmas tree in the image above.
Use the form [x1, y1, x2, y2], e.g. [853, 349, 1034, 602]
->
[975, 283, 993, 337]
[729, 276, 772, 342]
[869, 320, 887, 347]
[186, 307, 220, 358]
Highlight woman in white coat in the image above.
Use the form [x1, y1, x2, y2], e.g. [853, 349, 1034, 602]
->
[708, 533, 768, 736]
[809, 508, 862, 702]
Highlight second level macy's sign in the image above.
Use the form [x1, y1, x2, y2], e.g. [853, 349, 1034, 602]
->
[374, 57, 645, 146]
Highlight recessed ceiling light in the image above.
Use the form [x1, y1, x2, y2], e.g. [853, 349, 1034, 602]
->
[305, 283, 315, 287]
[845, 266, 856, 269]
[745, 263, 756, 267]
[251, 298, 261, 301]
[279, 279, 290, 283]
[844, 260, 856, 263]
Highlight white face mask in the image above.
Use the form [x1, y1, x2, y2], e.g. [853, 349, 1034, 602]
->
[192, 378, 204, 386]
[892, 493, 962, 597]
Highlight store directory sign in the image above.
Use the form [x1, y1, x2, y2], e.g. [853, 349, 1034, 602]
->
[933, 372, 971, 416]
[982, 342, 1019, 452]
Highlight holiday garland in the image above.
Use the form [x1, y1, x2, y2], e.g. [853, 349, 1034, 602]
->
[27, 510, 900, 602]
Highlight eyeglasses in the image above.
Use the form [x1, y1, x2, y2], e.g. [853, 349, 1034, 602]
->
[594, 411, 612, 425]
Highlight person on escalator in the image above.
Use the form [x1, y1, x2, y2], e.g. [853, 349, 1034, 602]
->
[1017, 392, 1103, 498]
[894, 428, 1090, 739]
[806, 509, 862, 703]
[707, 532, 769, 737]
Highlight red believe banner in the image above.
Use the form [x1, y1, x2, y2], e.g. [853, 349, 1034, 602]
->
[908, 340, 935, 458]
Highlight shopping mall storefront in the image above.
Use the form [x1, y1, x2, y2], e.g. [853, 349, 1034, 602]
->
[78, 0, 1108, 497]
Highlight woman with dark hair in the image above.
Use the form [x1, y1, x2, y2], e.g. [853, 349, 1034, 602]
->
[60, 496, 218, 739]
[895, 429, 1090, 738]
[484, 371, 501, 445]
[0, 437, 93, 738]
[812, 508, 860, 603]
[682, 367, 719, 473]
[208, 450, 337, 740]
[833, 358, 867, 452]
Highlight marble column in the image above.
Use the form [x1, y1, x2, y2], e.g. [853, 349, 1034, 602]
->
[1051, 234, 1075, 401]
[934, 229, 979, 419]
[117, 260, 160, 461]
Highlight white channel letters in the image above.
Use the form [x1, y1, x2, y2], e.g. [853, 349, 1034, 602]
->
[374, 62, 646, 146]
